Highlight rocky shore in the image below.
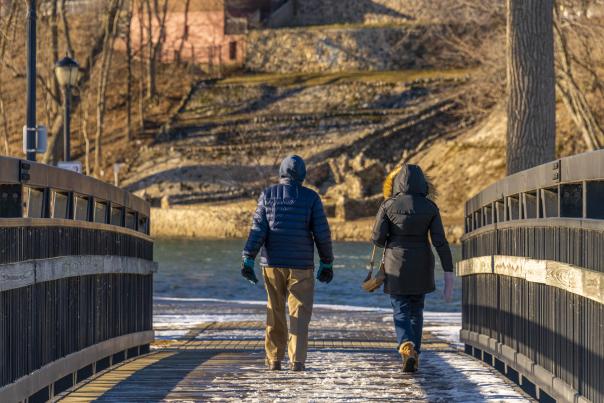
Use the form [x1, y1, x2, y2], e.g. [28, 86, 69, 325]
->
[150, 203, 464, 243]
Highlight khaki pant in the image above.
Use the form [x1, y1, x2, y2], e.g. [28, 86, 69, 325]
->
[263, 267, 315, 364]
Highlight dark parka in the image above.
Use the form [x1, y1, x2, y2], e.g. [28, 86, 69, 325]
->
[243, 155, 334, 270]
[372, 165, 453, 295]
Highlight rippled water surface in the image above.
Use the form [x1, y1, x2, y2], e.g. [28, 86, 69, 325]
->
[154, 239, 462, 313]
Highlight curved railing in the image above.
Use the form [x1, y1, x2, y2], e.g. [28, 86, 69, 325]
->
[0, 157, 154, 403]
[458, 150, 604, 403]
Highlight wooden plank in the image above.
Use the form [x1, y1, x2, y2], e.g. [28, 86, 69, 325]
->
[456, 256, 492, 277]
[0, 263, 35, 292]
[0, 256, 156, 292]
[0, 331, 154, 403]
[57, 352, 175, 402]
[459, 255, 604, 304]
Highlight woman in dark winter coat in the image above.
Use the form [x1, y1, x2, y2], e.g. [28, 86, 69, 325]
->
[372, 164, 454, 372]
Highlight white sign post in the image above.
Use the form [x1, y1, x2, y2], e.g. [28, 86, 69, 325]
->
[57, 161, 83, 174]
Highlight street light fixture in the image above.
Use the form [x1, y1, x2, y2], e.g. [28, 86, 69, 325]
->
[55, 56, 79, 163]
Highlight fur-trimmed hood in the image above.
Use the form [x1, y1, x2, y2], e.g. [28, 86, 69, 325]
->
[384, 164, 436, 199]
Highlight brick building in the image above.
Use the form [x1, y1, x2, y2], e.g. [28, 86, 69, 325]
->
[131, 0, 272, 70]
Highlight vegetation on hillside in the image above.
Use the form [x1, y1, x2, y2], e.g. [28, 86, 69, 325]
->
[0, 0, 198, 180]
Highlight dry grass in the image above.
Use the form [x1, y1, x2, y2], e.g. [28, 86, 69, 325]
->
[220, 69, 473, 87]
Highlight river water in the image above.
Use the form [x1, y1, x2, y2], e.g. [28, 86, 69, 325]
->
[154, 239, 463, 314]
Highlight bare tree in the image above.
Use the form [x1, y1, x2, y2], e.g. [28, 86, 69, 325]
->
[0, 0, 18, 155]
[80, 95, 91, 175]
[0, 96, 9, 155]
[50, 0, 60, 104]
[95, 0, 124, 176]
[59, 0, 75, 57]
[553, 5, 603, 150]
[126, 0, 134, 141]
[145, 0, 169, 99]
[175, 0, 190, 65]
[506, 0, 556, 174]
[137, 0, 146, 130]
[49, 0, 63, 160]
[144, 0, 154, 98]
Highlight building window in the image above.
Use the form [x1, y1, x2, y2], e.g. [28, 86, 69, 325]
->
[229, 41, 237, 60]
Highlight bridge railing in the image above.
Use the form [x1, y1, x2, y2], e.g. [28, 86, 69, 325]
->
[0, 156, 154, 403]
[458, 150, 604, 403]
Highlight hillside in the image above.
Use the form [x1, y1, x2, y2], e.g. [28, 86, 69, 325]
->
[0, 0, 592, 243]
[118, 2, 589, 242]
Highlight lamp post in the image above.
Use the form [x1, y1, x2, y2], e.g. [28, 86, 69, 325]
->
[55, 56, 79, 162]
[25, 0, 37, 161]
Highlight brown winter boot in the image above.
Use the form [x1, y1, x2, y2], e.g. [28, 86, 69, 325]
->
[399, 341, 418, 373]
[290, 362, 305, 372]
[266, 359, 282, 371]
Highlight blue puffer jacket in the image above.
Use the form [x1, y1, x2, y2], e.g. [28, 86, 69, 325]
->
[243, 155, 334, 270]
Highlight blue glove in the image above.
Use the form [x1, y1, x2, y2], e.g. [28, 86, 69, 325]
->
[241, 257, 258, 284]
[317, 261, 333, 284]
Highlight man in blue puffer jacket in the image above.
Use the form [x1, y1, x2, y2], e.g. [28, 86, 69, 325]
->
[242, 155, 334, 372]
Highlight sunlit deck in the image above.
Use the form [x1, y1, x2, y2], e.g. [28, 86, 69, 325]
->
[56, 312, 528, 402]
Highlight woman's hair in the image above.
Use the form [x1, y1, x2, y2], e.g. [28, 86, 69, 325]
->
[382, 164, 438, 201]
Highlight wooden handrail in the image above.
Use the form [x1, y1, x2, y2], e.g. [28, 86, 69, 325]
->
[0, 156, 149, 217]
[466, 149, 604, 213]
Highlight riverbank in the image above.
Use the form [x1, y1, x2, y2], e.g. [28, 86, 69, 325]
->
[150, 205, 464, 243]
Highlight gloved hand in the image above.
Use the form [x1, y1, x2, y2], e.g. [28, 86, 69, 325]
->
[443, 272, 454, 303]
[316, 261, 333, 284]
[241, 257, 258, 284]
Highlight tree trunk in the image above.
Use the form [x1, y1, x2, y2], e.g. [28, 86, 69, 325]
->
[144, 0, 155, 99]
[81, 97, 90, 175]
[126, 0, 134, 141]
[94, 0, 123, 176]
[49, 0, 63, 162]
[145, 0, 169, 99]
[60, 0, 75, 57]
[0, 95, 9, 155]
[138, 0, 146, 131]
[0, 1, 17, 156]
[506, 0, 556, 174]
[175, 0, 191, 65]
[50, 0, 60, 101]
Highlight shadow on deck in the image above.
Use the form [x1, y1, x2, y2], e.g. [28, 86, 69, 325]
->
[56, 319, 531, 402]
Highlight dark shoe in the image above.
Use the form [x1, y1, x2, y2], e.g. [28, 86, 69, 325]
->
[267, 360, 281, 371]
[399, 341, 418, 373]
[290, 362, 305, 372]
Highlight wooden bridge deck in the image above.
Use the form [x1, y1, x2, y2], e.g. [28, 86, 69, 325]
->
[56, 312, 531, 402]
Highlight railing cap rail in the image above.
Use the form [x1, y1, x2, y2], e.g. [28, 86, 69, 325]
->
[466, 149, 604, 213]
[0, 156, 149, 217]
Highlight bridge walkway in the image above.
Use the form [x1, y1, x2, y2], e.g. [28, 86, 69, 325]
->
[56, 309, 530, 402]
